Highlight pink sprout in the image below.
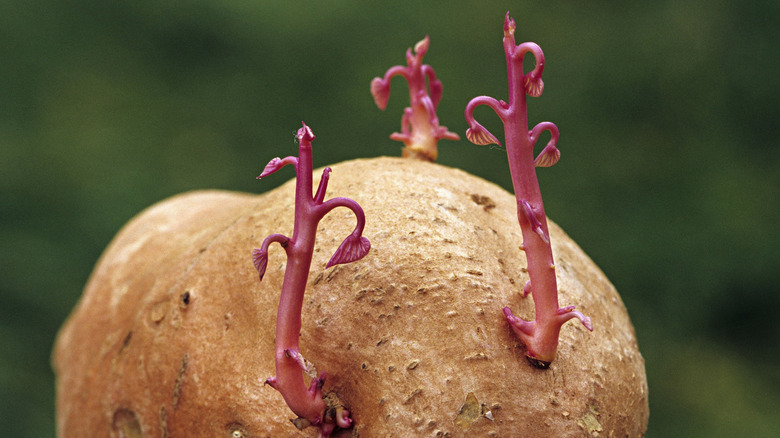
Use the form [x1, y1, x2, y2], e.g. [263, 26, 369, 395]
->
[464, 13, 592, 367]
[371, 36, 459, 161]
[253, 122, 369, 435]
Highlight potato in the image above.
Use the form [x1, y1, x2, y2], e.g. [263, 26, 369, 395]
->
[53, 156, 648, 437]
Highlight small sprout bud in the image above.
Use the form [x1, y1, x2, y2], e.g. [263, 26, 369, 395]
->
[370, 78, 391, 111]
[413, 37, 429, 56]
[503, 12, 516, 37]
[371, 36, 459, 161]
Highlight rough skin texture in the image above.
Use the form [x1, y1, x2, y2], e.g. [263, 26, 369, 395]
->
[53, 157, 648, 437]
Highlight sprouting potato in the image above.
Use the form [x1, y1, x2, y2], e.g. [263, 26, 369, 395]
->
[54, 156, 648, 437]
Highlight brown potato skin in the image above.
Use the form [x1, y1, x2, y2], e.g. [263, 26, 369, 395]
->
[53, 157, 648, 437]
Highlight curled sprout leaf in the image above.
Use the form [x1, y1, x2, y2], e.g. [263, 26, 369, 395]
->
[530, 121, 561, 168]
[370, 77, 391, 111]
[252, 234, 289, 281]
[258, 156, 298, 179]
[327, 233, 371, 269]
[251, 248, 268, 280]
[533, 143, 561, 168]
[523, 74, 545, 98]
[466, 123, 502, 146]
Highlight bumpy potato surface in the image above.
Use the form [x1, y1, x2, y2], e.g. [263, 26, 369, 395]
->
[54, 157, 648, 437]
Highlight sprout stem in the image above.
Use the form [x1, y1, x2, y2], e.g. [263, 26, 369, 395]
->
[464, 12, 592, 367]
[253, 123, 369, 435]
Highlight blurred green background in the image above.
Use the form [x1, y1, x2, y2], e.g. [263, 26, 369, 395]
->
[1, 0, 778, 436]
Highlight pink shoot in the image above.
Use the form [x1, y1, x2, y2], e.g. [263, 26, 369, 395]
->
[371, 36, 459, 161]
[464, 12, 592, 368]
[252, 122, 369, 436]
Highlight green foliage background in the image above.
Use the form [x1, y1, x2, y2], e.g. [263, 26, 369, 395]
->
[1, 1, 778, 436]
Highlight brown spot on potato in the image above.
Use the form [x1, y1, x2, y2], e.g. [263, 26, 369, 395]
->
[470, 194, 496, 211]
[325, 265, 342, 281]
[437, 202, 458, 212]
[226, 423, 248, 438]
[578, 410, 603, 434]
[112, 408, 142, 438]
[403, 388, 422, 404]
[464, 352, 488, 361]
[180, 291, 191, 308]
[173, 355, 189, 408]
[290, 417, 311, 430]
[118, 331, 132, 355]
[223, 312, 232, 332]
[455, 392, 481, 429]
[159, 406, 168, 438]
[149, 300, 169, 324]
